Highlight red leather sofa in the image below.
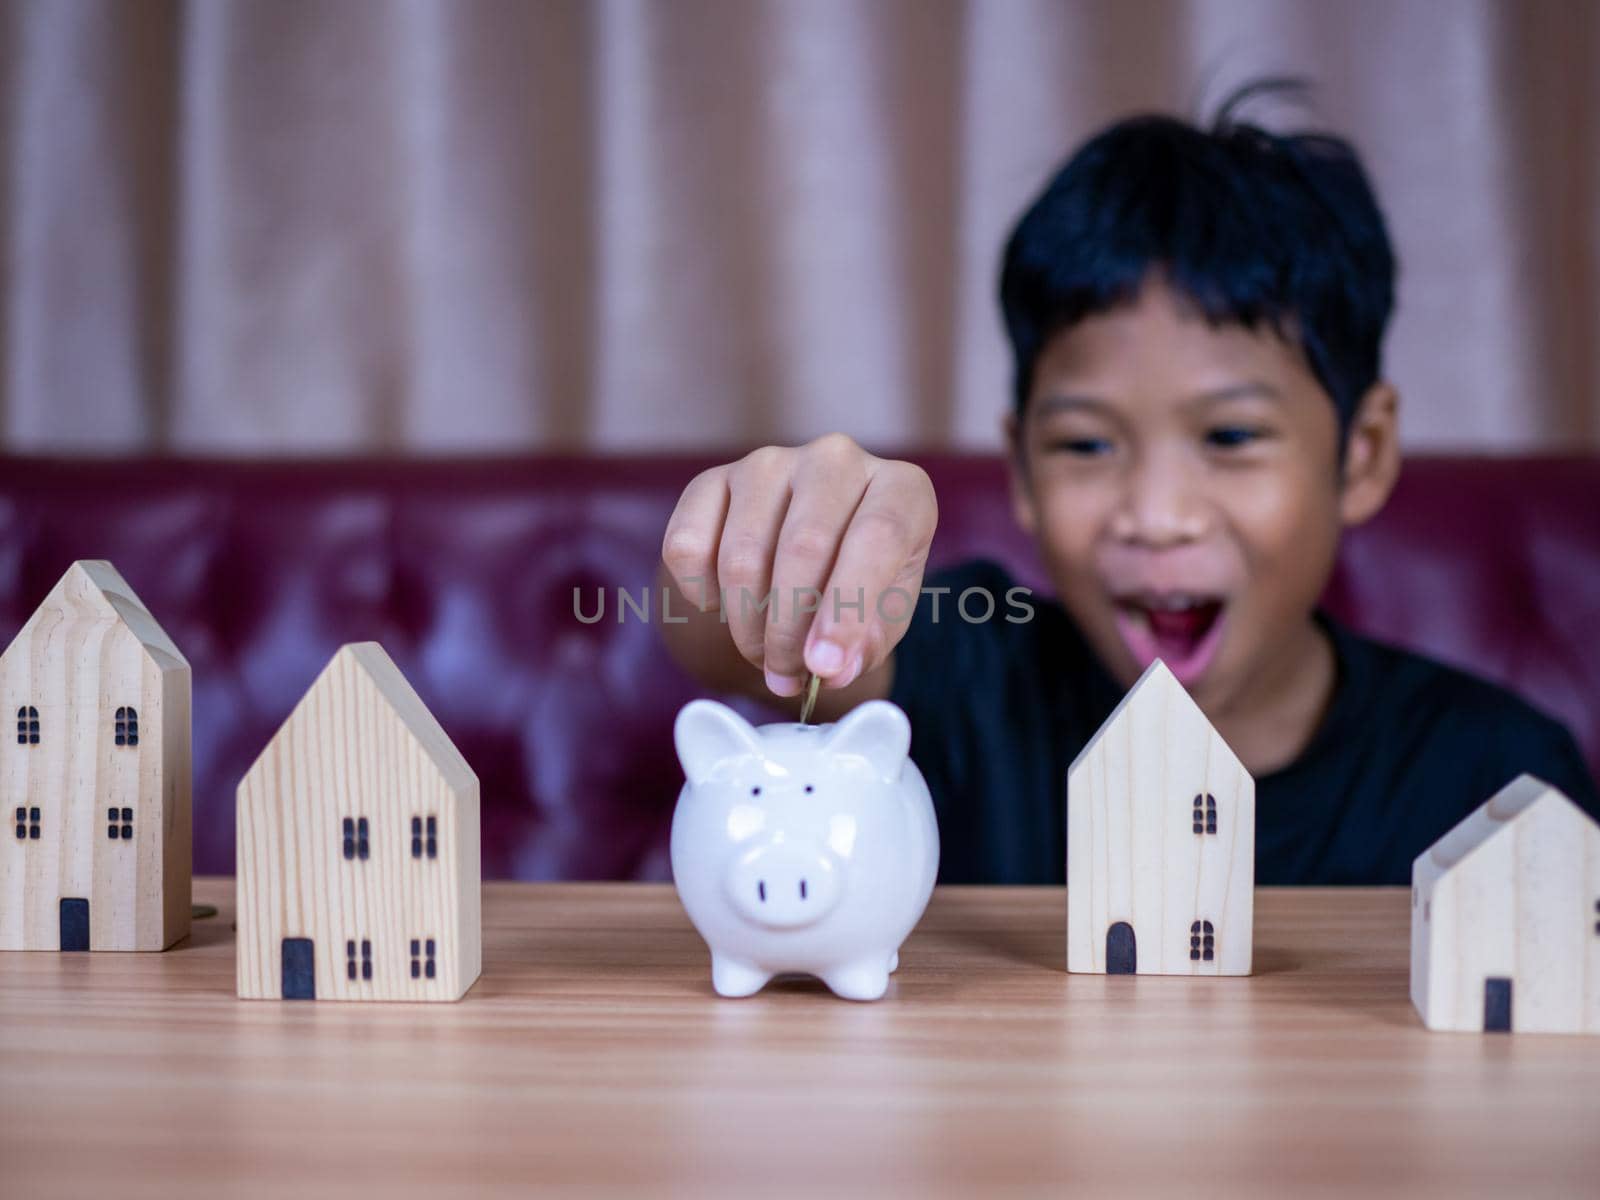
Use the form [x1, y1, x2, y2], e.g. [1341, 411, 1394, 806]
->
[2, 454, 1596, 880]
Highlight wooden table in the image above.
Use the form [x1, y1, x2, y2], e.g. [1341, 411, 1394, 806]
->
[2, 880, 1597, 1199]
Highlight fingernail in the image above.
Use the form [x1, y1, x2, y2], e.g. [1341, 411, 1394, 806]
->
[807, 639, 846, 675]
[765, 668, 803, 697]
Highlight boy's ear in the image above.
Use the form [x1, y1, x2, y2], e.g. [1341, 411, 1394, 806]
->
[1339, 381, 1402, 528]
[1002, 411, 1040, 537]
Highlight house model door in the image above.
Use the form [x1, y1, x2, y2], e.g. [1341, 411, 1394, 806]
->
[282, 938, 315, 1000]
[1484, 977, 1513, 1032]
[59, 898, 89, 951]
[1107, 922, 1136, 974]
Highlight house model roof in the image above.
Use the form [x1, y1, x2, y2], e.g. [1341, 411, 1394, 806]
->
[240, 642, 475, 796]
[1413, 774, 1596, 899]
[3, 560, 188, 672]
[1068, 657, 1243, 778]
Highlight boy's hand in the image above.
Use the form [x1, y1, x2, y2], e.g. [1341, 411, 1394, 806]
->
[661, 434, 938, 697]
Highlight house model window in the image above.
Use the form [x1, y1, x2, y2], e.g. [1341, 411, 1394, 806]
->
[114, 706, 139, 747]
[14, 805, 40, 840]
[16, 705, 39, 745]
[107, 807, 133, 840]
[1192, 793, 1218, 835]
[411, 938, 437, 979]
[346, 938, 373, 981]
[411, 815, 438, 860]
[342, 817, 370, 861]
[1190, 920, 1216, 962]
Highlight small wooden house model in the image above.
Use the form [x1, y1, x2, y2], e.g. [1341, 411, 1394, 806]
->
[1067, 659, 1255, 975]
[1, 560, 191, 951]
[236, 642, 481, 1001]
[1411, 774, 1600, 1034]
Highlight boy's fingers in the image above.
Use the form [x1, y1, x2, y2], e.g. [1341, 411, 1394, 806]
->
[764, 439, 873, 687]
[660, 466, 731, 611]
[807, 461, 936, 686]
[717, 448, 795, 676]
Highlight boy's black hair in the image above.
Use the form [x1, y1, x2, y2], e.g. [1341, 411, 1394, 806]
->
[999, 79, 1396, 438]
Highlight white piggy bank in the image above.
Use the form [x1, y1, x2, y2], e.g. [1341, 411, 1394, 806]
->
[671, 698, 940, 1001]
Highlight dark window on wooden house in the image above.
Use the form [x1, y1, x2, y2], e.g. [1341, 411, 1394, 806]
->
[16, 706, 39, 745]
[346, 938, 372, 981]
[1190, 920, 1216, 962]
[14, 806, 40, 840]
[410, 938, 437, 980]
[1192, 793, 1217, 835]
[1594, 898, 1599, 937]
[107, 807, 133, 840]
[114, 707, 139, 747]
[412, 815, 439, 860]
[342, 817, 370, 861]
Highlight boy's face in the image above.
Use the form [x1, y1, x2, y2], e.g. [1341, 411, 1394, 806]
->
[1005, 277, 1396, 716]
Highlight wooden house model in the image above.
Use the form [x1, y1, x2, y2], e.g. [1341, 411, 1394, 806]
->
[1, 560, 191, 951]
[1411, 774, 1600, 1034]
[236, 642, 481, 1001]
[1067, 659, 1255, 975]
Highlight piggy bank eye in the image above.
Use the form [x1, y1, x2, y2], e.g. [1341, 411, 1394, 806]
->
[750, 786, 761, 796]
[804, 784, 814, 794]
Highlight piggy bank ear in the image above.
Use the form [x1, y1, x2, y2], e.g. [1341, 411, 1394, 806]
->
[675, 699, 766, 784]
[821, 700, 911, 781]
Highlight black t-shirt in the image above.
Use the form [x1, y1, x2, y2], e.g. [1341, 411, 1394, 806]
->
[888, 558, 1600, 885]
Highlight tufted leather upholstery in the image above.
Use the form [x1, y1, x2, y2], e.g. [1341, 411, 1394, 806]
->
[1, 455, 1596, 880]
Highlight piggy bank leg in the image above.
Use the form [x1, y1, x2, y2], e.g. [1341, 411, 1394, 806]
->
[889, 950, 900, 974]
[822, 957, 892, 1002]
[711, 955, 771, 998]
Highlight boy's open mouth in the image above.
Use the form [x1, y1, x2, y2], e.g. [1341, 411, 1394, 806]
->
[1111, 592, 1227, 688]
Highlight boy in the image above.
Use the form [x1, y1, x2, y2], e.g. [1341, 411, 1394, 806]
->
[656, 93, 1600, 884]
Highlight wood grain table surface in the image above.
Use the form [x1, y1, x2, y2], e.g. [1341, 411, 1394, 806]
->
[2, 879, 1597, 1199]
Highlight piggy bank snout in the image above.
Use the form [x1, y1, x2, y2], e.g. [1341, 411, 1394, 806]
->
[725, 842, 841, 930]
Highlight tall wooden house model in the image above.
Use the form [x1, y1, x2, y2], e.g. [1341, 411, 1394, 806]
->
[236, 642, 481, 1001]
[1, 560, 191, 951]
[1067, 659, 1255, 976]
[1411, 774, 1600, 1034]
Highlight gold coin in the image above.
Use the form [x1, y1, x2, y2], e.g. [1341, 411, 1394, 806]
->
[799, 672, 822, 724]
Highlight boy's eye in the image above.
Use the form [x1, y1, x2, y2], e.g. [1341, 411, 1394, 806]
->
[1047, 436, 1114, 457]
[1205, 426, 1268, 449]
